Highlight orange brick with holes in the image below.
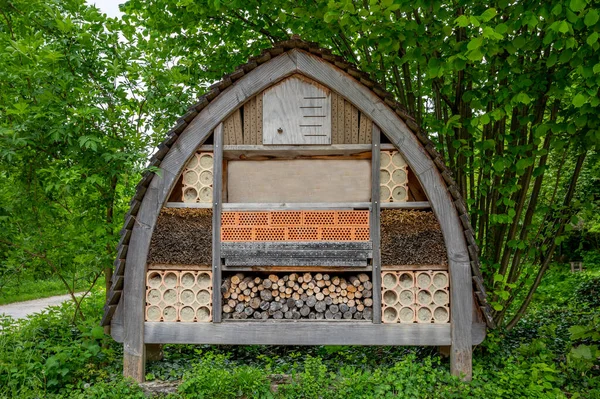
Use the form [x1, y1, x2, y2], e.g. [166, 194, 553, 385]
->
[220, 211, 369, 241]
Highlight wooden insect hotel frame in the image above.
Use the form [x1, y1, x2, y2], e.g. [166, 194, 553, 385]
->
[102, 38, 494, 382]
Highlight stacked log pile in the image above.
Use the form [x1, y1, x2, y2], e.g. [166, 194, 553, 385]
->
[148, 208, 212, 265]
[381, 210, 448, 265]
[221, 272, 373, 320]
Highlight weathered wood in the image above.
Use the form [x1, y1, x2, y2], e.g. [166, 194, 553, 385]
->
[227, 159, 371, 203]
[212, 123, 224, 322]
[263, 75, 331, 145]
[222, 241, 372, 252]
[371, 124, 382, 324]
[381, 264, 448, 271]
[223, 144, 371, 159]
[351, 105, 359, 143]
[164, 202, 212, 208]
[380, 201, 431, 209]
[225, 257, 368, 267]
[144, 322, 451, 345]
[331, 92, 340, 144]
[344, 100, 352, 143]
[222, 202, 371, 211]
[147, 264, 211, 271]
[222, 248, 373, 258]
[218, 265, 373, 272]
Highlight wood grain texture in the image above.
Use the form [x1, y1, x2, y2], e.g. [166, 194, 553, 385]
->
[351, 105, 359, 143]
[212, 123, 224, 322]
[331, 92, 340, 144]
[371, 124, 382, 324]
[223, 144, 371, 159]
[222, 241, 372, 252]
[144, 322, 451, 345]
[262, 75, 331, 145]
[225, 257, 368, 267]
[222, 202, 371, 211]
[380, 201, 431, 209]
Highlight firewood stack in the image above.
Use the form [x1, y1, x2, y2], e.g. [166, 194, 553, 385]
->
[221, 272, 373, 320]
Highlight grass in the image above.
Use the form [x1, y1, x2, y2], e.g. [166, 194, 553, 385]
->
[0, 275, 105, 305]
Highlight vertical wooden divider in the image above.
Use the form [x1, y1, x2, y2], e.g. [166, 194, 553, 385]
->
[212, 123, 224, 322]
[371, 124, 382, 324]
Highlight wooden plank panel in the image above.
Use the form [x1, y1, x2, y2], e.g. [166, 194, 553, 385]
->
[250, 97, 258, 145]
[358, 113, 367, 144]
[232, 109, 243, 145]
[337, 94, 345, 143]
[365, 119, 372, 143]
[262, 75, 331, 145]
[222, 241, 372, 251]
[371, 124, 382, 323]
[212, 123, 224, 322]
[380, 201, 431, 209]
[351, 105, 359, 143]
[112, 321, 485, 346]
[143, 322, 451, 345]
[227, 159, 371, 203]
[344, 100, 352, 143]
[256, 93, 263, 144]
[222, 202, 371, 211]
[331, 92, 339, 144]
[381, 264, 448, 271]
[225, 257, 368, 267]
[222, 249, 373, 258]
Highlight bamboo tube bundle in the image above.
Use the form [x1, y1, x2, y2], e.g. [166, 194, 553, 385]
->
[221, 272, 373, 320]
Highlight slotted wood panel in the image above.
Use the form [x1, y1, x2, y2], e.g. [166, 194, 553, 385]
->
[223, 110, 242, 145]
[243, 96, 263, 144]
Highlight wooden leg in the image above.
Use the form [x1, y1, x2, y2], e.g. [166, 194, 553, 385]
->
[123, 345, 145, 382]
[450, 345, 472, 381]
[146, 344, 164, 362]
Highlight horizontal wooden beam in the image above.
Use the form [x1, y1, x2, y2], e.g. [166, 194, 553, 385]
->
[218, 265, 373, 273]
[382, 264, 448, 271]
[147, 264, 211, 271]
[164, 202, 212, 209]
[223, 202, 372, 211]
[224, 257, 368, 267]
[380, 201, 431, 209]
[223, 144, 372, 159]
[222, 241, 372, 251]
[111, 321, 486, 346]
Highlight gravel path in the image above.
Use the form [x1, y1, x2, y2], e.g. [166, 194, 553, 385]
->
[0, 293, 84, 319]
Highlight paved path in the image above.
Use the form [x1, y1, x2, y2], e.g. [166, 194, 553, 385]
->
[0, 293, 84, 319]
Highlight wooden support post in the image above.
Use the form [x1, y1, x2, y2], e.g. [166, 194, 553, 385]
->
[449, 260, 473, 380]
[145, 344, 163, 362]
[212, 123, 224, 322]
[371, 124, 382, 324]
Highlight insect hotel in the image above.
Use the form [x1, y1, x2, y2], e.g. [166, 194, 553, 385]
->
[102, 38, 494, 382]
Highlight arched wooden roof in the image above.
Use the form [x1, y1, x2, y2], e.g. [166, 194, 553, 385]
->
[102, 38, 494, 329]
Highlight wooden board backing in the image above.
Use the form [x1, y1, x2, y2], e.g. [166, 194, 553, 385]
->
[226, 159, 371, 203]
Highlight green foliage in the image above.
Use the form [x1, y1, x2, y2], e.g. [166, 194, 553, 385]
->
[178, 353, 272, 399]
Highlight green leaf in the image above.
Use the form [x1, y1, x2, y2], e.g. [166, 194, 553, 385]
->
[552, 4, 563, 15]
[569, 0, 587, 12]
[91, 326, 105, 339]
[456, 15, 469, 27]
[594, 63, 600, 74]
[584, 9, 599, 26]
[558, 20, 570, 33]
[467, 37, 483, 50]
[480, 8, 497, 22]
[587, 32, 598, 46]
[572, 93, 586, 107]
[468, 49, 483, 61]
[570, 345, 594, 360]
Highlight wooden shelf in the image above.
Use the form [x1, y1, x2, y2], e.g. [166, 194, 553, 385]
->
[164, 201, 431, 210]
[223, 144, 372, 160]
[220, 266, 373, 273]
[381, 201, 430, 209]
